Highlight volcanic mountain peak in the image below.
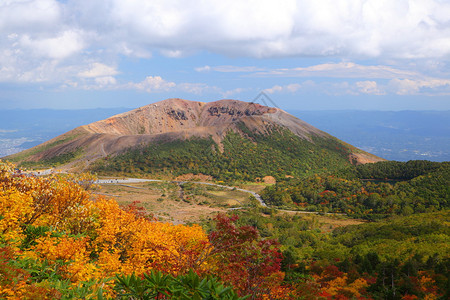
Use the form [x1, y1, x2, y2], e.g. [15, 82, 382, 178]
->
[7, 98, 385, 172]
[83, 98, 282, 136]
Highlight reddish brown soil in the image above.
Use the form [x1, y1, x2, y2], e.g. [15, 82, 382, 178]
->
[11, 98, 384, 169]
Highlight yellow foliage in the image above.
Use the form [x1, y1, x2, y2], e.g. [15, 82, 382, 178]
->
[320, 275, 368, 298]
[342, 277, 368, 298]
[91, 197, 210, 276]
[322, 275, 347, 296]
[0, 188, 33, 247]
[0, 161, 211, 294]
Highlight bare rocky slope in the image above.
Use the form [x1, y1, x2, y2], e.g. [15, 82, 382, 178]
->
[6, 98, 384, 172]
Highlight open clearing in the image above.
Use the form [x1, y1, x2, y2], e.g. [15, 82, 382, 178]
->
[96, 181, 257, 224]
[96, 180, 365, 231]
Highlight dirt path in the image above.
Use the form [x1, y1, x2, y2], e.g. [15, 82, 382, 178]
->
[96, 178, 346, 215]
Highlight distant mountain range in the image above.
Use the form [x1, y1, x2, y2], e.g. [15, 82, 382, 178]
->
[1, 105, 448, 162]
[293, 110, 450, 162]
[4, 99, 382, 180]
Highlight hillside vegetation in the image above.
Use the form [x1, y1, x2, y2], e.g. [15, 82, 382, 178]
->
[225, 208, 449, 299]
[261, 160, 449, 219]
[1, 159, 448, 299]
[6, 99, 383, 174]
[92, 125, 358, 182]
[0, 160, 298, 299]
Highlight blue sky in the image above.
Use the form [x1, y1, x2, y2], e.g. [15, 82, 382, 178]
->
[1, 0, 450, 111]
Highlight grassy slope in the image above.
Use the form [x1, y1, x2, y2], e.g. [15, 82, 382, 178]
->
[91, 125, 356, 182]
[5, 129, 86, 167]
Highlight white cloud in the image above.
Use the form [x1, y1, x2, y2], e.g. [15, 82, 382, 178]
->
[1, 0, 450, 99]
[178, 82, 221, 94]
[78, 63, 119, 78]
[32, 0, 450, 60]
[356, 81, 385, 95]
[128, 76, 176, 93]
[264, 85, 284, 94]
[159, 0, 447, 58]
[263, 77, 450, 97]
[388, 78, 450, 95]
[94, 76, 117, 86]
[195, 65, 265, 73]
[195, 65, 211, 72]
[254, 62, 421, 79]
[263, 80, 378, 96]
[122, 76, 225, 95]
[222, 88, 246, 98]
[264, 83, 305, 94]
[0, 0, 61, 32]
[19, 30, 85, 59]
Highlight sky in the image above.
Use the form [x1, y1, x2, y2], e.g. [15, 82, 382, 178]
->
[1, 0, 450, 111]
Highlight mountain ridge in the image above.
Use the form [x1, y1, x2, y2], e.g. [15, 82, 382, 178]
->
[6, 98, 384, 176]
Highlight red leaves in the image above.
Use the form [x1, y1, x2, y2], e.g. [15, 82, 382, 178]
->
[121, 200, 154, 221]
[207, 214, 283, 298]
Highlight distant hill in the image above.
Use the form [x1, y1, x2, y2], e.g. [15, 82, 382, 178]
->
[0, 107, 129, 156]
[293, 110, 450, 162]
[5, 99, 383, 181]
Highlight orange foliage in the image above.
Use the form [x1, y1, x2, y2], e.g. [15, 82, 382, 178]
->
[312, 264, 370, 299]
[1, 162, 287, 299]
[0, 161, 211, 297]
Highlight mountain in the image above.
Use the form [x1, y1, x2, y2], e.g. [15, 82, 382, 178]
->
[6, 98, 384, 180]
[0, 107, 130, 157]
[291, 110, 450, 162]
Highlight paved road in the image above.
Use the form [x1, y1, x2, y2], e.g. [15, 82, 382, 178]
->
[96, 178, 267, 207]
[29, 172, 340, 215]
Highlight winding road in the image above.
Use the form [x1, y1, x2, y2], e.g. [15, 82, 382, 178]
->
[31, 171, 338, 215]
[96, 178, 344, 215]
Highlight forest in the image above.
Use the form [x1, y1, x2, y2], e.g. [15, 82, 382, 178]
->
[226, 208, 449, 299]
[92, 126, 356, 182]
[0, 161, 287, 299]
[1, 158, 448, 299]
[261, 160, 449, 219]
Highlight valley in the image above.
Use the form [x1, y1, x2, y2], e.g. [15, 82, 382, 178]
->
[3, 1, 450, 298]
[94, 178, 261, 224]
[1, 99, 448, 299]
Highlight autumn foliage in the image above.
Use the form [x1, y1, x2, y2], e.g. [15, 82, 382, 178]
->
[0, 161, 285, 299]
[2, 160, 445, 299]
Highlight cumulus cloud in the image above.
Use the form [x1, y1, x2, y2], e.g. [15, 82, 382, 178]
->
[78, 63, 119, 78]
[4, 0, 450, 61]
[128, 76, 176, 93]
[355, 81, 385, 95]
[94, 76, 117, 86]
[263, 80, 317, 94]
[67, 0, 450, 59]
[1, 0, 450, 98]
[0, 0, 61, 32]
[388, 78, 450, 95]
[0, 0, 87, 83]
[123, 76, 237, 96]
[264, 83, 303, 94]
[19, 30, 85, 59]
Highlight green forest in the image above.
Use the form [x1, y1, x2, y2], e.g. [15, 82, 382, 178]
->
[92, 125, 357, 182]
[220, 209, 449, 299]
[261, 160, 449, 219]
[2, 124, 449, 299]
